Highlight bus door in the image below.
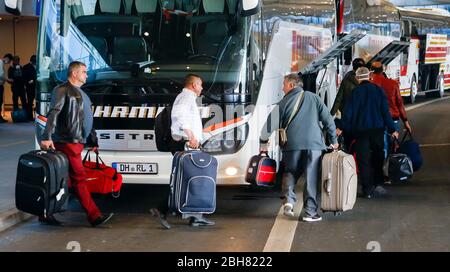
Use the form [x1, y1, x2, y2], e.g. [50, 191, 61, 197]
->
[419, 33, 447, 94]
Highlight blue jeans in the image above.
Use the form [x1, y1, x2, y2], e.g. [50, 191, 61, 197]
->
[384, 120, 400, 158]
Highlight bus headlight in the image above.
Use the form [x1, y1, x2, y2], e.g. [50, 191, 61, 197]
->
[202, 124, 249, 154]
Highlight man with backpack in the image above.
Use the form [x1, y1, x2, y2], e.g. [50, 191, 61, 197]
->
[151, 74, 215, 229]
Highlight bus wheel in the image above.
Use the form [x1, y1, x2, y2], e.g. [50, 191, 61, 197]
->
[426, 75, 445, 98]
[438, 76, 445, 98]
[408, 78, 417, 104]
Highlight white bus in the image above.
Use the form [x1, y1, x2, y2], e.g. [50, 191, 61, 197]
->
[344, 0, 450, 103]
[34, 0, 351, 185]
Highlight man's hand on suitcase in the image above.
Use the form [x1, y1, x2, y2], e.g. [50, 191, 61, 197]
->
[391, 131, 400, 139]
[40, 140, 55, 150]
[331, 143, 339, 150]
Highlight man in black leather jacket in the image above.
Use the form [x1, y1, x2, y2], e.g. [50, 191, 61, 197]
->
[40, 61, 113, 227]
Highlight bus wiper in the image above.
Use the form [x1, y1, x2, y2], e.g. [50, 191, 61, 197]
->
[201, 92, 222, 103]
[131, 60, 155, 77]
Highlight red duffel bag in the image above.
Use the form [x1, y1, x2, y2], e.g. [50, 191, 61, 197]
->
[82, 150, 123, 197]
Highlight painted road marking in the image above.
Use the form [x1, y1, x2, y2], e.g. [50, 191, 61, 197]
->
[263, 181, 303, 252]
[419, 143, 450, 147]
[405, 96, 450, 111]
[0, 141, 31, 148]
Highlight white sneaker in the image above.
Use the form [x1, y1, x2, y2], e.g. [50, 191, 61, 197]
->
[302, 214, 322, 222]
[283, 203, 295, 217]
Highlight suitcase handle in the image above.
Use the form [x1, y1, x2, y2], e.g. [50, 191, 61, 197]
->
[324, 173, 332, 195]
[83, 150, 107, 169]
[400, 131, 414, 144]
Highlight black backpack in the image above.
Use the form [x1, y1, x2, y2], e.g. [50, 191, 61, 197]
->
[155, 106, 184, 152]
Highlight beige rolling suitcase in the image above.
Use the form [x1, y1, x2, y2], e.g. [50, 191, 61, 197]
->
[321, 150, 357, 215]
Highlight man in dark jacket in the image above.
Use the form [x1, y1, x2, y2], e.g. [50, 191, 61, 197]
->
[330, 58, 365, 117]
[337, 67, 399, 198]
[40, 61, 113, 227]
[23, 55, 37, 121]
[7, 56, 27, 112]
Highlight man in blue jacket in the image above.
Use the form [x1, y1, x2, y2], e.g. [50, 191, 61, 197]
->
[337, 67, 399, 198]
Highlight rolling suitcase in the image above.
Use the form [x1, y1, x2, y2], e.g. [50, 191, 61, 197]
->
[398, 132, 422, 171]
[245, 152, 277, 187]
[12, 110, 28, 123]
[321, 150, 357, 214]
[168, 150, 217, 214]
[15, 150, 69, 217]
[384, 139, 414, 183]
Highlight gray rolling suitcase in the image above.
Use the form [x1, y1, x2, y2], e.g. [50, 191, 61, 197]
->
[168, 150, 218, 214]
[321, 150, 357, 215]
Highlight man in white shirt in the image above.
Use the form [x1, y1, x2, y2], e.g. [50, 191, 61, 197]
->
[170, 74, 203, 149]
[151, 74, 215, 229]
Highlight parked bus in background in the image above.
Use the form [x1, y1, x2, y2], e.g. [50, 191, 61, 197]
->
[344, 0, 450, 103]
[34, 0, 343, 185]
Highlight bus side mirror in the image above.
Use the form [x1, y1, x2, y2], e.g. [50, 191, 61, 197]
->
[241, 0, 260, 17]
[4, 0, 22, 16]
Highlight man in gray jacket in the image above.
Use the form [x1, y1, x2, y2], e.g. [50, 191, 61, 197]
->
[276, 73, 338, 222]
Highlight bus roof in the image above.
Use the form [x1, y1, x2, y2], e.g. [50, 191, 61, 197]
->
[398, 7, 450, 27]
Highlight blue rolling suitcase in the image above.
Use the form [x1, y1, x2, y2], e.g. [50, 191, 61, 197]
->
[398, 132, 423, 171]
[168, 150, 217, 214]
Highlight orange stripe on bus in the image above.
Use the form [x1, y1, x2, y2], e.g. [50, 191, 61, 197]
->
[203, 117, 243, 133]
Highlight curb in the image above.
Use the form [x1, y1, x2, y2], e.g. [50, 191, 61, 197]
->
[0, 208, 34, 233]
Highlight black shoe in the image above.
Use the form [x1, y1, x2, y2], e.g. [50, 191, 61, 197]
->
[90, 213, 114, 227]
[39, 215, 63, 226]
[150, 208, 171, 230]
[189, 217, 215, 227]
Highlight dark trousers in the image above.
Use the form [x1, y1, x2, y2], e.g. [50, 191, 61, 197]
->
[25, 84, 35, 120]
[0, 85, 4, 115]
[158, 150, 181, 215]
[353, 130, 385, 195]
[12, 87, 27, 112]
[54, 143, 102, 223]
[281, 150, 322, 216]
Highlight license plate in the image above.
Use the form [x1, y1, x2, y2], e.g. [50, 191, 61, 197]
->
[112, 162, 158, 174]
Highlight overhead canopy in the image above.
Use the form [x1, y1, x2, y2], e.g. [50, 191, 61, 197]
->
[300, 29, 366, 75]
[366, 40, 410, 67]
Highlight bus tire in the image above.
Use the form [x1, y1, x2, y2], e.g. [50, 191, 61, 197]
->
[408, 76, 417, 104]
[426, 75, 444, 98]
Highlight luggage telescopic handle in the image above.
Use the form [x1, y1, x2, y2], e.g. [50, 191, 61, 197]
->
[184, 142, 202, 152]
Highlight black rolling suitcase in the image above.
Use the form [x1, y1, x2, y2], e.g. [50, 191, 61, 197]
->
[16, 150, 69, 217]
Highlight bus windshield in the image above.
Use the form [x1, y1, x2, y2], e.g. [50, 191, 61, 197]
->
[37, 0, 247, 99]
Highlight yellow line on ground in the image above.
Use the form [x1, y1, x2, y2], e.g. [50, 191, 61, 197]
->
[0, 140, 31, 148]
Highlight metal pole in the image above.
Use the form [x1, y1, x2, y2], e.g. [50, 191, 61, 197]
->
[12, 17, 16, 56]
